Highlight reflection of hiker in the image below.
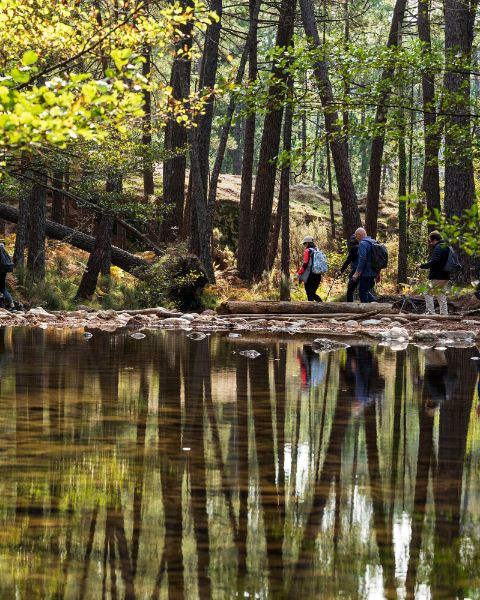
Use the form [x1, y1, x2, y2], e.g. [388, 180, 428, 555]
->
[423, 348, 449, 415]
[0, 241, 15, 312]
[336, 234, 359, 302]
[297, 236, 328, 302]
[345, 346, 384, 410]
[417, 231, 451, 316]
[352, 228, 385, 303]
[297, 345, 326, 388]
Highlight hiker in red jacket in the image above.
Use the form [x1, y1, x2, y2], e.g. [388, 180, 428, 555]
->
[297, 236, 323, 302]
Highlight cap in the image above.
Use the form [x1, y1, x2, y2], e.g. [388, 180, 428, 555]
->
[302, 236, 314, 244]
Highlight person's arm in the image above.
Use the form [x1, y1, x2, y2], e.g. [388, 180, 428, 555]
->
[353, 242, 366, 279]
[340, 247, 354, 273]
[419, 244, 443, 269]
[298, 248, 311, 275]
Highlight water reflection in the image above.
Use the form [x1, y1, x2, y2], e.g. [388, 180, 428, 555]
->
[0, 328, 478, 599]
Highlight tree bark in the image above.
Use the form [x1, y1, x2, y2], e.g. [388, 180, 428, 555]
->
[299, 0, 361, 239]
[443, 0, 477, 283]
[397, 112, 408, 284]
[418, 0, 440, 221]
[142, 42, 155, 198]
[197, 0, 223, 194]
[0, 202, 148, 274]
[75, 212, 115, 300]
[51, 170, 65, 224]
[218, 300, 393, 314]
[27, 171, 47, 281]
[249, 0, 296, 279]
[364, 0, 408, 238]
[13, 194, 29, 268]
[326, 134, 335, 239]
[280, 82, 293, 301]
[237, 0, 259, 279]
[162, 0, 194, 237]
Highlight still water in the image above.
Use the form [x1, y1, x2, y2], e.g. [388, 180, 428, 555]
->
[0, 327, 479, 599]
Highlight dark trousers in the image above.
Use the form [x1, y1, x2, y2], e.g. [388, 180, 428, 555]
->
[0, 272, 12, 305]
[346, 275, 358, 302]
[305, 273, 322, 302]
[359, 276, 376, 303]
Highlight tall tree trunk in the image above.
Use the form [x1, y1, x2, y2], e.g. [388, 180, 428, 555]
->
[299, 0, 361, 239]
[105, 173, 123, 276]
[51, 170, 65, 224]
[418, 0, 441, 221]
[162, 0, 194, 238]
[249, 0, 296, 279]
[326, 134, 336, 239]
[75, 212, 115, 300]
[364, 0, 408, 237]
[197, 0, 223, 194]
[280, 81, 293, 301]
[397, 111, 408, 284]
[27, 171, 47, 281]
[443, 0, 477, 283]
[237, 0, 259, 280]
[142, 46, 155, 199]
[13, 193, 29, 268]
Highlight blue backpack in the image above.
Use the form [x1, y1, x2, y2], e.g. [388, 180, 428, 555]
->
[311, 248, 328, 274]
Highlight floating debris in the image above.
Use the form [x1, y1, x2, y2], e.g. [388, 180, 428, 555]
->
[239, 350, 261, 359]
[228, 333, 242, 338]
[312, 338, 350, 353]
[130, 332, 146, 340]
[83, 332, 93, 339]
[187, 332, 207, 341]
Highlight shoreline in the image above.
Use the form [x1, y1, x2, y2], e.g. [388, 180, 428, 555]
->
[1, 306, 479, 348]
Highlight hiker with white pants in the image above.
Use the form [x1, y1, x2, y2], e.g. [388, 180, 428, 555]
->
[417, 230, 452, 316]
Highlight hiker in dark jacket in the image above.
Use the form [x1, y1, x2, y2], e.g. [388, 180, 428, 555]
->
[352, 228, 380, 303]
[0, 242, 15, 312]
[336, 234, 359, 302]
[417, 230, 450, 315]
[297, 236, 323, 302]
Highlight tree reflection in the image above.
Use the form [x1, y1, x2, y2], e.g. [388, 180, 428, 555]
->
[0, 329, 478, 599]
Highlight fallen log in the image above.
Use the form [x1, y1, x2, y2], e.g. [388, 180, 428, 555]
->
[217, 301, 394, 315]
[0, 202, 150, 275]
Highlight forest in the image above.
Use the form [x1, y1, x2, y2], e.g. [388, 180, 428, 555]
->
[0, 0, 479, 307]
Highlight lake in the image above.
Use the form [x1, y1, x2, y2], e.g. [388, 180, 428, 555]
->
[0, 327, 478, 599]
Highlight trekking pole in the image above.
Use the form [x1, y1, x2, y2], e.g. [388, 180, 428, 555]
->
[324, 272, 338, 302]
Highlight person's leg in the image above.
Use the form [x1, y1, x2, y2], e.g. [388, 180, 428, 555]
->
[359, 276, 375, 303]
[304, 278, 315, 301]
[424, 292, 436, 315]
[436, 283, 449, 315]
[307, 274, 322, 302]
[346, 277, 358, 302]
[0, 273, 12, 306]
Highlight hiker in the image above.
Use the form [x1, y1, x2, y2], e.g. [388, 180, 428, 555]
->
[336, 234, 359, 302]
[297, 236, 328, 302]
[422, 348, 449, 416]
[344, 346, 384, 412]
[0, 241, 15, 312]
[417, 230, 451, 316]
[351, 228, 384, 303]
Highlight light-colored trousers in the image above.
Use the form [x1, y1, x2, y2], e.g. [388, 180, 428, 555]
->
[424, 279, 449, 315]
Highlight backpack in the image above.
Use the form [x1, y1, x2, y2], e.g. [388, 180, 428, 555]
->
[0, 246, 13, 273]
[443, 246, 461, 274]
[367, 240, 388, 271]
[311, 248, 328, 274]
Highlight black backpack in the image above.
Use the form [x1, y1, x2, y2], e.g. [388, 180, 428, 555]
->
[367, 239, 388, 271]
[0, 246, 13, 273]
[443, 246, 461, 274]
